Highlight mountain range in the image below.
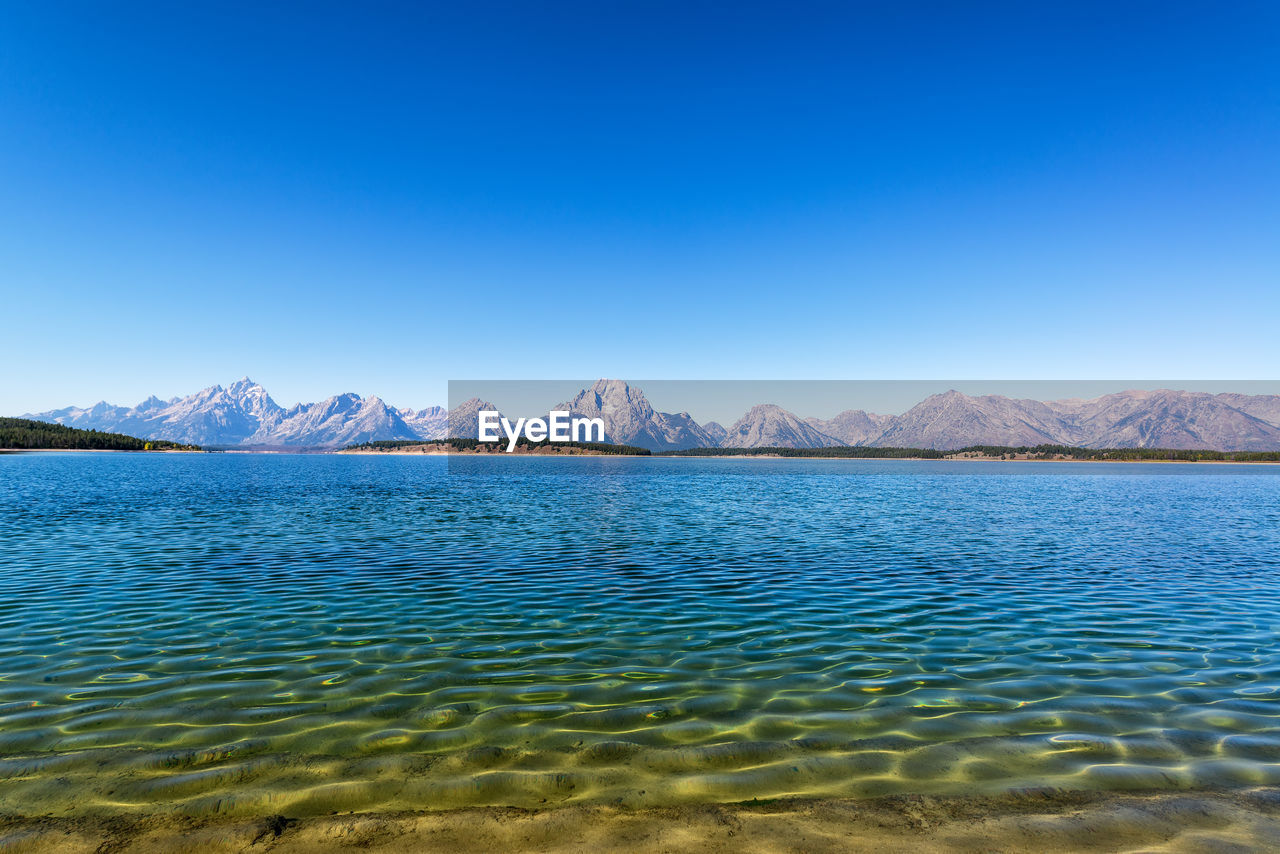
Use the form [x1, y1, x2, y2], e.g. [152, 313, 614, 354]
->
[23, 378, 452, 448]
[19, 378, 1280, 451]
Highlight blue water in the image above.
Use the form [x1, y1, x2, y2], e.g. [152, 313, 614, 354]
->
[1, 453, 1278, 817]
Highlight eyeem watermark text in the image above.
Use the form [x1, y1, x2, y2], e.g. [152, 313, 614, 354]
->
[478, 411, 606, 452]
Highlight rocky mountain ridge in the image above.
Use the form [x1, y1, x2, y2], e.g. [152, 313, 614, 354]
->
[724, 404, 841, 449]
[23, 378, 442, 448]
[21, 380, 1280, 451]
[553, 379, 717, 451]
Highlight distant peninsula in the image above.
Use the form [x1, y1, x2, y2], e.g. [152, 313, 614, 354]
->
[0, 418, 201, 452]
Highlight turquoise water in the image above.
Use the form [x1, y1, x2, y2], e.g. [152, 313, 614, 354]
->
[1, 453, 1279, 816]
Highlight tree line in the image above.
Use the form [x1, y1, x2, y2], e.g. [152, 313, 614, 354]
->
[952, 444, 1280, 462]
[0, 418, 200, 451]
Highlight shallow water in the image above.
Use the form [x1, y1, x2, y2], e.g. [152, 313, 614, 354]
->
[1, 454, 1278, 817]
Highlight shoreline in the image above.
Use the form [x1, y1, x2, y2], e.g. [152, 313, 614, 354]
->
[657, 454, 1280, 464]
[3, 786, 1277, 852]
[341, 449, 1280, 464]
[8, 448, 1279, 464]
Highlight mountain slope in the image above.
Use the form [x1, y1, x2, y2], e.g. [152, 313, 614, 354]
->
[805, 409, 893, 446]
[701, 421, 727, 446]
[446, 398, 502, 439]
[554, 379, 717, 451]
[1213, 393, 1280, 427]
[400, 406, 448, 440]
[246, 394, 419, 447]
[722, 404, 843, 448]
[872, 391, 1073, 450]
[1064, 389, 1280, 451]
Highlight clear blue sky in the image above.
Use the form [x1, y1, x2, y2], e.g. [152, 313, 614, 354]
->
[2, 1, 1277, 413]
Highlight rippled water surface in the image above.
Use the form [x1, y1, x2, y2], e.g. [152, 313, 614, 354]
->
[1, 454, 1279, 817]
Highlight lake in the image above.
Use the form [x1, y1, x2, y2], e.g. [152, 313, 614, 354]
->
[1, 453, 1278, 821]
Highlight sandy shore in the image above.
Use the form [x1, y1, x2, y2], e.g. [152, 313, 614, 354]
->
[3, 787, 1279, 853]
